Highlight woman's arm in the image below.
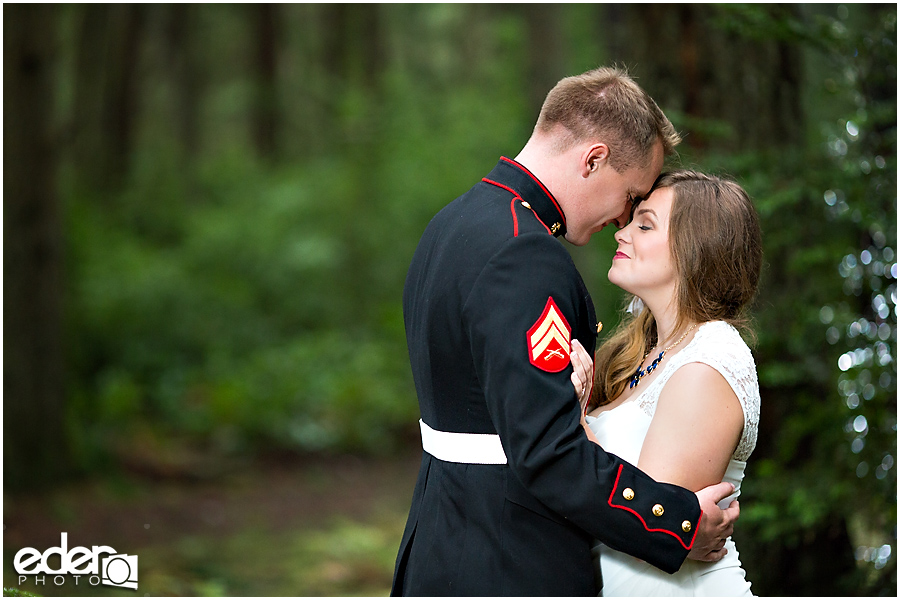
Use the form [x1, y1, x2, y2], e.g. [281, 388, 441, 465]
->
[637, 362, 744, 492]
[570, 342, 742, 561]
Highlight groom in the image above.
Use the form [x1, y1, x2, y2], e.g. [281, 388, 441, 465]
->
[392, 67, 739, 596]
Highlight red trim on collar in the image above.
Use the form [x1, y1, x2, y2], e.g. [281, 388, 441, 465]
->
[484, 178, 553, 235]
[500, 157, 566, 226]
[607, 464, 698, 550]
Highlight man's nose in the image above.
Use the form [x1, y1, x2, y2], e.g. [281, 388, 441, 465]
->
[612, 210, 630, 230]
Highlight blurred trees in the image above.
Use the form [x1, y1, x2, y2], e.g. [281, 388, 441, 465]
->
[610, 3, 805, 151]
[3, 3, 895, 595]
[688, 6, 897, 595]
[4, 3, 67, 489]
[606, 5, 897, 595]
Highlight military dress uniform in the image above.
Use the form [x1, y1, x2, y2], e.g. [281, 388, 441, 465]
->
[392, 158, 701, 596]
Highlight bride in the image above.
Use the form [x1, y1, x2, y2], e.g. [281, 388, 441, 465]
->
[570, 170, 762, 596]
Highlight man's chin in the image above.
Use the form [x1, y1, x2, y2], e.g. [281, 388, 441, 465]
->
[564, 231, 590, 246]
[566, 226, 605, 246]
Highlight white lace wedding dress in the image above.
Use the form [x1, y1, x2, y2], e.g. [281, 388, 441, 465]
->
[585, 321, 759, 596]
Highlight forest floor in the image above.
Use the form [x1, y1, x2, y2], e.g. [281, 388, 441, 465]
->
[3, 448, 421, 596]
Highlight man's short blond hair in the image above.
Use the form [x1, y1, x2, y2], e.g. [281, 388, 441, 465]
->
[535, 66, 681, 171]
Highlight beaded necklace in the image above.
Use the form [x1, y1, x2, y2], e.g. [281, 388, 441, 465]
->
[629, 324, 697, 389]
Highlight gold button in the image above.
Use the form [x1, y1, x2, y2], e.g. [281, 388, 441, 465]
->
[682, 520, 692, 533]
[596, 321, 603, 334]
[622, 488, 634, 501]
[652, 504, 665, 517]
[521, 201, 532, 209]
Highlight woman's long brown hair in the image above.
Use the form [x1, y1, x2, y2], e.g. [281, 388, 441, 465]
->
[590, 170, 763, 409]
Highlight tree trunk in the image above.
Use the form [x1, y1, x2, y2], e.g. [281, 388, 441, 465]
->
[253, 3, 279, 160]
[678, 6, 701, 129]
[355, 3, 383, 93]
[103, 4, 144, 184]
[522, 4, 565, 119]
[71, 4, 144, 192]
[71, 4, 109, 191]
[771, 7, 804, 148]
[167, 4, 201, 159]
[4, 4, 67, 490]
[600, 4, 683, 119]
[319, 3, 350, 142]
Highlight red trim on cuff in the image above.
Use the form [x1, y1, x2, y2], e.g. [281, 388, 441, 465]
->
[690, 509, 702, 549]
[607, 464, 697, 551]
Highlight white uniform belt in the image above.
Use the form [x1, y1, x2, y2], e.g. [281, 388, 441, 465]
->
[419, 419, 508, 464]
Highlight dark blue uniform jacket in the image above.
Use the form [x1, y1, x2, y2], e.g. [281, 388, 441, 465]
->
[392, 158, 701, 596]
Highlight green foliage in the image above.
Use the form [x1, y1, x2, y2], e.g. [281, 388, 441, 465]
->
[63, 40, 535, 466]
[66, 157, 416, 459]
[2, 589, 40, 598]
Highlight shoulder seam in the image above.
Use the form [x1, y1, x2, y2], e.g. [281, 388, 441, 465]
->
[482, 177, 552, 235]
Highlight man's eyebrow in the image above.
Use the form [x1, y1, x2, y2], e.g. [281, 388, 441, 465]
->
[630, 188, 652, 203]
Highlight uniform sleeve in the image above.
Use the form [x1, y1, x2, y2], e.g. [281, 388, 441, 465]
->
[462, 233, 701, 574]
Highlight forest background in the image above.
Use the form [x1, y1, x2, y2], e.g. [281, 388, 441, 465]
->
[4, 3, 896, 597]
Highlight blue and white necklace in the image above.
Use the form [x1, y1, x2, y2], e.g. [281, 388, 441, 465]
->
[629, 324, 696, 389]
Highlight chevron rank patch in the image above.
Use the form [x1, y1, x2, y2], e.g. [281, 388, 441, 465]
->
[526, 297, 571, 372]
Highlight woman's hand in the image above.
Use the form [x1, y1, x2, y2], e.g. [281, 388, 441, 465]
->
[570, 339, 594, 416]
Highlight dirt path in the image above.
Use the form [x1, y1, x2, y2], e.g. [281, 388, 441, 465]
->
[4, 449, 422, 595]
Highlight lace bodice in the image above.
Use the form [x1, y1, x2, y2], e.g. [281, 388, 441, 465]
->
[631, 320, 760, 461]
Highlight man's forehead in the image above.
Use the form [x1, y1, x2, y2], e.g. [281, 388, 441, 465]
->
[631, 169, 659, 198]
[636, 143, 665, 195]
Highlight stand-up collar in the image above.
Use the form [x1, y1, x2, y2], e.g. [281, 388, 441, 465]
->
[484, 157, 567, 238]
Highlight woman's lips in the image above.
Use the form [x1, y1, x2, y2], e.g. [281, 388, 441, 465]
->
[614, 251, 630, 259]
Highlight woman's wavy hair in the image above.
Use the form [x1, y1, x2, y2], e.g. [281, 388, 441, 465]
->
[590, 170, 763, 409]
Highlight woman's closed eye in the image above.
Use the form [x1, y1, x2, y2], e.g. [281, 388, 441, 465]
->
[632, 206, 657, 229]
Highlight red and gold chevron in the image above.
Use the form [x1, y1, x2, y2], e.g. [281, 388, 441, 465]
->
[526, 297, 571, 372]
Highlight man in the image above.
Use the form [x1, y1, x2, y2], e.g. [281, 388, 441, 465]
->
[392, 67, 738, 596]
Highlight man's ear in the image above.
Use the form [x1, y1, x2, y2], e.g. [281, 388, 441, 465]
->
[582, 143, 610, 177]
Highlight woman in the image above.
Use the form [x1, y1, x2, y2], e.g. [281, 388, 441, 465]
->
[570, 169, 763, 596]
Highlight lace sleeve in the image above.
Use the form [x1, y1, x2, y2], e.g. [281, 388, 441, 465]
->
[639, 321, 760, 461]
